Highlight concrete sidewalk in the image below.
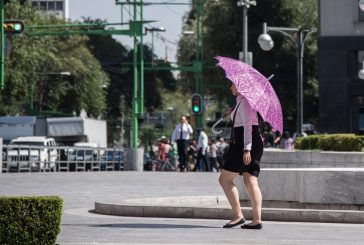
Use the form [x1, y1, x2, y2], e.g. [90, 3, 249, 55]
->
[0, 171, 364, 244]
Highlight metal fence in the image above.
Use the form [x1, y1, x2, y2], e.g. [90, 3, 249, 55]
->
[1, 145, 124, 173]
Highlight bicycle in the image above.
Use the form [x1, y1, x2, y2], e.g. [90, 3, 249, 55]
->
[157, 157, 175, 171]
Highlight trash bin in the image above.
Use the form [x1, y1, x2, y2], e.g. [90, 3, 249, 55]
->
[124, 147, 144, 171]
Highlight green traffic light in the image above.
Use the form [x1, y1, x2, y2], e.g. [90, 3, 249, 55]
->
[193, 105, 200, 113]
[14, 23, 22, 31]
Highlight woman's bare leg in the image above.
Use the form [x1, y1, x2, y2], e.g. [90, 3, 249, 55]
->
[219, 169, 244, 222]
[243, 172, 262, 224]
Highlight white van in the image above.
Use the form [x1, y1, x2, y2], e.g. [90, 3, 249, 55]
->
[7, 136, 58, 172]
[68, 142, 99, 162]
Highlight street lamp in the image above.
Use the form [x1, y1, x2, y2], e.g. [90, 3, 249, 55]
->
[360, 0, 364, 11]
[145, 26, 166, 66]
[237, 0, 256, 65]
[359, 61, 364, 80]
[258, 22, 314, 136]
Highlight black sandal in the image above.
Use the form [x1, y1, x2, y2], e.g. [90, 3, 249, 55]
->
[241, 223, 262, 229]
[222, 218, 246, 228]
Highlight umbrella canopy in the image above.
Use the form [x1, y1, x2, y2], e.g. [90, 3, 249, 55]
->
[215, 55, 283, 133]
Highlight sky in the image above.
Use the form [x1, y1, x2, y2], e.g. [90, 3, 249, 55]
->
[69, 0, 190, 62]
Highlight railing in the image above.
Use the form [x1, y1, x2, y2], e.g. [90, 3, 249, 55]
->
[1, 145, 124, 173]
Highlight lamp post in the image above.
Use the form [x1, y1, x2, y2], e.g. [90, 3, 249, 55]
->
[360, 0, 364, 11]
[258, 22, 314, 136]
[145, 27, 166, 66]
[236, 0, 256, 64]
[359, 61, 364, 80]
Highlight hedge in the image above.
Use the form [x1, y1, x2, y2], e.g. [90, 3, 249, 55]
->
[295, 134, 364, 151]
[0, 196, 63, 245]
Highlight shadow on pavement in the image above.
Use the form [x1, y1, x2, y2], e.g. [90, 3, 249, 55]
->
[62, 223, 219, 229]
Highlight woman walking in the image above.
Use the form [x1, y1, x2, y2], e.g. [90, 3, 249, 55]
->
[219, 83, 264, 229]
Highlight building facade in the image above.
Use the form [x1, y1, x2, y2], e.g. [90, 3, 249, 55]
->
[319, 0, 364, 134]
[31, 0, 69, 20]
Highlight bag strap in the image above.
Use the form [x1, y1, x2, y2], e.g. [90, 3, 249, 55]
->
[229, 102, 241, 143]
[180, 123, 183, 139]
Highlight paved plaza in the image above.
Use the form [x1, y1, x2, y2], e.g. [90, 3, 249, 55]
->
[0, 171, 364, 245]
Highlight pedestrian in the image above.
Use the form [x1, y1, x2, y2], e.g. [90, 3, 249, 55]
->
[195, 128, 209, 171]
[279, 131, 295, 150]
[157, 137, 167, 162]
[265, 127, 281, 147]
[187, 140, 197, 171]
[209, 139, 219, 172]
[219, 83, 264, 230]
[216, 137, 227, 171]
[171, 115, 193, 172]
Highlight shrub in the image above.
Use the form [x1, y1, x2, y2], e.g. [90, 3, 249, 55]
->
[295, 134, 364, 151]
[0, 196, 63, 245]
[295, 135, 321, 150]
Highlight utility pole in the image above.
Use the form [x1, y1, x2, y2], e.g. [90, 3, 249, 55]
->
[237, 0, 256, 65]
[0, 0, 4, 90]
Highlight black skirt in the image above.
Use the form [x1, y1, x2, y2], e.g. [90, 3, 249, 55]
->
[222, 126, 263, 177]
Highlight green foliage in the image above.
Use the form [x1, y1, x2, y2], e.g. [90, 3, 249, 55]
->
[0, 196, 63, 245]
[295, 135, 321, 150]
[295, 134, 364, 151]
[140, 125, 158, 147]
[1, 0, 108, 117]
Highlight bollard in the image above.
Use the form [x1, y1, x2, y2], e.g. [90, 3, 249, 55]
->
[124, 147, 144, 171]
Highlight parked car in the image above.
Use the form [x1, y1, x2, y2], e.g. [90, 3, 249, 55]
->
[7, 136, 57, 172]
[101, 149, 124, 171]
[68, 142, 100, 171]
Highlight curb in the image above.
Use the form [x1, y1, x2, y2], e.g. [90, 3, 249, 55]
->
[94, 196, 364, 224]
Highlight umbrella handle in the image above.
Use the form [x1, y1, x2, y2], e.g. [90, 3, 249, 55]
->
[267, 74, 274, 80]
[211, 116, 227, 135]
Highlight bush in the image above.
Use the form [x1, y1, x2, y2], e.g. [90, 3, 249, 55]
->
[295, 135, 321, 150]
[0, 196, 63, 245]
[295, 134, 364, 151]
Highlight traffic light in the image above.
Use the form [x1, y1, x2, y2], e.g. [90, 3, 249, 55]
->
[191, 93, 203, 114]
[3, 20, 25, 35]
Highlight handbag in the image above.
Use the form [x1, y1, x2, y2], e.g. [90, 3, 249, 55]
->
[223, 102, 241, 163]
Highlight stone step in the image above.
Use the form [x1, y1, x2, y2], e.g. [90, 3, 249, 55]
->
[94, 196, 364, 224]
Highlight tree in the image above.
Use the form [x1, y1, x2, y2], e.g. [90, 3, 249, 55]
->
[1, 0, 108, 118]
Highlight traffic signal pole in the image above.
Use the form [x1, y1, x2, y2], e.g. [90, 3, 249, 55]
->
[0, 0, 4, 90]
[132, 0, 139, 148]
[131, 0, 145, 148]
[195, 1, 204, 130]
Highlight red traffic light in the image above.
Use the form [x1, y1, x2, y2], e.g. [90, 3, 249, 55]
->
[191, 94, 203, 114]
[3, 20, 25, 35]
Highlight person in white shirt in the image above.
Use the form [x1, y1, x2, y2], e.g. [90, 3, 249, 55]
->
[171, 116, 193, 171]
[219, 83, 264, 230]
[195, 128, 209, 171]
[209, 139, 219, 172]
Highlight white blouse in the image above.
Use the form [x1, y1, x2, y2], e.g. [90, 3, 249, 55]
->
[230, 95, 258, 151]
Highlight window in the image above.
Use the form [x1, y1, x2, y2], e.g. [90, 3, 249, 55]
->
[40, 1, 47, 10]
[48, 1, 55, 10]
[55, 1, 64, 11]
[32, 2, 39, 8]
